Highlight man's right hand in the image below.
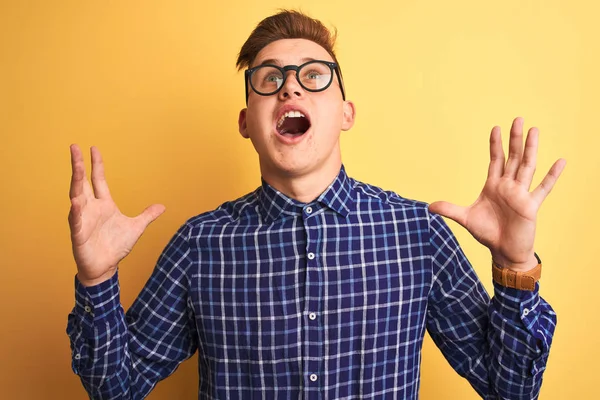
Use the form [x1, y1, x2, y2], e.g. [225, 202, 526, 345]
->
[68, 145, 166, 287]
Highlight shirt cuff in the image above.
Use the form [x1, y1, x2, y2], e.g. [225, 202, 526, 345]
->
[492, 281, 541, 330]
[73, 270, 121, 321]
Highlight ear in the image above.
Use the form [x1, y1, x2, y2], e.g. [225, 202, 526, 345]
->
[341, 101, 356, 131]
[238, 108, 250, 139]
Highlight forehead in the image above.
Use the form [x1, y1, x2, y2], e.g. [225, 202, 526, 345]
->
[252, 39, 334, 67]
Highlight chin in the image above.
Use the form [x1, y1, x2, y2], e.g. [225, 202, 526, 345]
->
[264, 156, 317, 177]
[277, 160, 313, 176]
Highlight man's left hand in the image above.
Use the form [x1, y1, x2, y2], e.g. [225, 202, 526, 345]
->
[429, 117, 566, 272]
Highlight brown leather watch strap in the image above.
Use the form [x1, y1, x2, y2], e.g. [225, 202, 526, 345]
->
[492, 254, 542, 291]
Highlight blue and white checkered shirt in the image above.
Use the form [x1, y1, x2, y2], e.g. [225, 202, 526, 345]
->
[67, 166, 555, 399]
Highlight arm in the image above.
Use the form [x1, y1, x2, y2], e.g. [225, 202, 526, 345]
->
[427, 117, 565, 398]
[426, 213, 556, 399]
[67, 225, 197, 399]
[66, 144, 196, 398]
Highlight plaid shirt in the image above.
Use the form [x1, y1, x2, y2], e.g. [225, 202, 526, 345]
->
[67, 166, 555, 399]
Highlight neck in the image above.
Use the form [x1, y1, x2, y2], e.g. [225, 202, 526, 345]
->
[261, 162, 342, 204]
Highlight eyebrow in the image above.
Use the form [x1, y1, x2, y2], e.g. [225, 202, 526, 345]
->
[255, 57, 317, 67]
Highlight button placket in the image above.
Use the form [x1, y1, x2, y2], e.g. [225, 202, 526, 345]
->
[303, 212, 322, 391]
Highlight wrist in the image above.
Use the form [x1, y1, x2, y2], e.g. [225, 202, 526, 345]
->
[76, 269, 117, 287]
[492, 253, 542, 291]
[491, 252, 538, 272]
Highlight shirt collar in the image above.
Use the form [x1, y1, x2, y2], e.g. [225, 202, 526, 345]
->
[258, 165, 354, 222]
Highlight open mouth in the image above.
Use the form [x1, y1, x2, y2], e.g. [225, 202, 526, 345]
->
[276, 110, 311, 137]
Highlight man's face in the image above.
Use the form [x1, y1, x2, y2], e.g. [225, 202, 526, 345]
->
[239, 39, 355, 181]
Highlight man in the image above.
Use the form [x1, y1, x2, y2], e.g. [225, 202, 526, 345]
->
[67, 10, 566, 400]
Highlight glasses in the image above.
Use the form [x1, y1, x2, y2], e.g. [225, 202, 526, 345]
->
[244, 60, 346, 103]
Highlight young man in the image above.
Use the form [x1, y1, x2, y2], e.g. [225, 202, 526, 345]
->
[67, 10, 565, 400]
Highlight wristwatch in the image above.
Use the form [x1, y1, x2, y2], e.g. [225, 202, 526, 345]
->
[492, 253, 542, 291]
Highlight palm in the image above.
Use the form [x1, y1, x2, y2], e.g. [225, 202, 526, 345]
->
[71, 196, 139, 280]
[68, 145, 165, 285]
[462, 176, 537, 262]
[429, 118, 566, 271]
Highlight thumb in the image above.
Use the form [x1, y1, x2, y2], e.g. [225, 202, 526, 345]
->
[134, 204, 166, 230]
[428, 201, 468, 227]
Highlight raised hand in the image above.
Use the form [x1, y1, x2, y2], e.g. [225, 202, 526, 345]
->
[428, 117, 566, 272]
[68, 145, 166, 286]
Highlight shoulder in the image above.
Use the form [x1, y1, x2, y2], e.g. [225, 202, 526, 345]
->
[183, 188, 261, 232]
[351, 177, 431, 218]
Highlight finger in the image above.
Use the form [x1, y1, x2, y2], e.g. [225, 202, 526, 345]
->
[428, 201, 468, 228]
[69, 144, 93, 199]
[503, 117, 525, 179]
[90, 146, 112, 199]
[68, 195, 86, 235]
[515, 127, 538, 189]
[133, 204, 166, 231]
[532, 158, 566, 204]
[487, 126, 505, 179]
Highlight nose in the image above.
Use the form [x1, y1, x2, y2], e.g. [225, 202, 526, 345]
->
[278, 70, 304, 100]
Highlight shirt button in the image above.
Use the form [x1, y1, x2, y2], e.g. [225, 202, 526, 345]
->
[522, 308, 530, 317]
[74, 354, 81, 360]
[307, 253, 315, 260]
[310, 374, 318, 382]
[305, 206, 313, 214]
[309, 312, 317, 320]
[84, 306, 92, 313]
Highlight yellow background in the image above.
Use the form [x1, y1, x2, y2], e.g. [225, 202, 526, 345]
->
[1, 0, 597, 398]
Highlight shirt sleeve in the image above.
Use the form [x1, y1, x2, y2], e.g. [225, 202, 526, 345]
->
[425, 213, 556, 400]
[66, 223, 198, 399]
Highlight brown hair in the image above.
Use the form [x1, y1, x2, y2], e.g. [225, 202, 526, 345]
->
[236, 10, 340, 71]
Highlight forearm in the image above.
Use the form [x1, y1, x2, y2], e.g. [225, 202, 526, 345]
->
[486, 283, 556, 399]
[67, 271, 146, 400]
[427, 213, 556, 399]
[67, 236, 198, 399]
[428, 282, 556, 400]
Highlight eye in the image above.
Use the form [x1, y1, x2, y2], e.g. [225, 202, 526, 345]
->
[265, 74, 281, 83]
[305, 70, 322, 80]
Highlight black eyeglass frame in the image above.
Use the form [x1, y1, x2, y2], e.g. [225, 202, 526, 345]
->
[244, 60, 346, 104]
